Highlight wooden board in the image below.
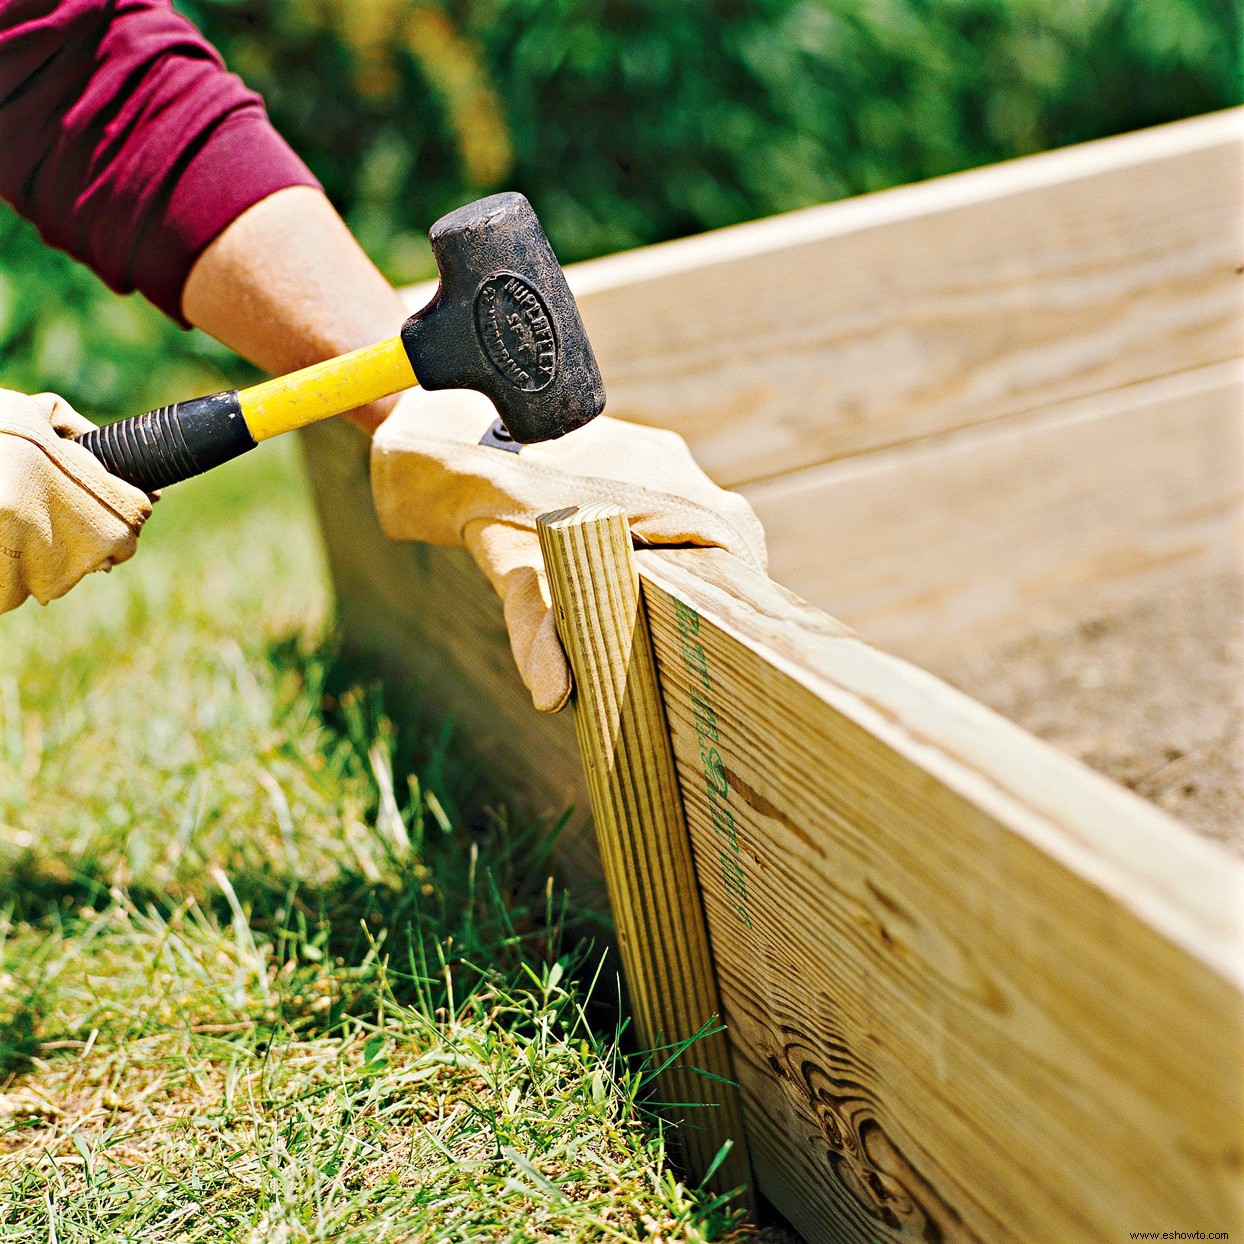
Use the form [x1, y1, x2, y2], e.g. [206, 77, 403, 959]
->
[740, 360, 1244, 664]
[639, 546, 1244, 1243]
[296, 417, 600, 898]
[564, 109, 1243, 487]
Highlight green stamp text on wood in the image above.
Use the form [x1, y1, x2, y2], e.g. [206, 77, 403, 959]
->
[674, 598, 753, 929]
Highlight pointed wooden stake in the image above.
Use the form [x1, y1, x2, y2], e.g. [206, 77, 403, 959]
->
[537, 501, 753, 1201]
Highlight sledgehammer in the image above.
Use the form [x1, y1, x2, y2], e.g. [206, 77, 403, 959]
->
[76, 193, 605, 492]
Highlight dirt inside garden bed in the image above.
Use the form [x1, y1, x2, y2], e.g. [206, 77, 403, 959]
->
[934, 570, 1243, 854]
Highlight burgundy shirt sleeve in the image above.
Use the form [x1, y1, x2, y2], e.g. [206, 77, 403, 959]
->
[0, 0, 321, 323]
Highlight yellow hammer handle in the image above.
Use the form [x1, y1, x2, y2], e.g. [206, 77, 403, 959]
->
[238, 336, 418, 441]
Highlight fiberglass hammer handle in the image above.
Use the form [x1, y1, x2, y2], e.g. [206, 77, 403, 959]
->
[75, 337, 417, 493]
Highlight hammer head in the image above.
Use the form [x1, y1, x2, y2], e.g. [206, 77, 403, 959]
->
[401, 193, 606, 444]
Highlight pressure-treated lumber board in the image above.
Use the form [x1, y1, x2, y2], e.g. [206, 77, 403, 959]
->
[537, 503, 751, 1196]
[297, 416, 599, 896]
[741, 360, 1244, 664]
[564, 109, 1243, 486]
[639, 545, 1244, 1244]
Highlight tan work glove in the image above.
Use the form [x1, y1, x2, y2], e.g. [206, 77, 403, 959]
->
[371, 389, 767, 712]
[0, 389, 152, 615]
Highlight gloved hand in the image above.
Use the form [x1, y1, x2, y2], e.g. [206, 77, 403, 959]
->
[0, 389, 152, 615]
[371, 389, 767, 713]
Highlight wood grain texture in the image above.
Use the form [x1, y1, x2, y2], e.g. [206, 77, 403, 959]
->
[639, 545, 1244, 1244]
[564, 109, 1243, 486]
[741, 360, 1244, 664]
[537, 503, 752, 1197]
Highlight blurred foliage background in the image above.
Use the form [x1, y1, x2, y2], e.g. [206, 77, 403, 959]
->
[0, 0, 1238, 419]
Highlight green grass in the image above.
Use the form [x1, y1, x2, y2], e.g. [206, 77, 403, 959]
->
[0, 438, 750, 1241]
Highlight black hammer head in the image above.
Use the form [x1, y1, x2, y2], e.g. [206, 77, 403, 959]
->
[401, 193, 606, 444]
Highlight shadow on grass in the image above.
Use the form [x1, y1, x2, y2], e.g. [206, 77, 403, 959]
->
[0, 1002, 42, 1081]
[1, 629, 619, 1065]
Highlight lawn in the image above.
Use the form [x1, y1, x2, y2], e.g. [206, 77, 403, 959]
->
[0, 434, 750, 1241]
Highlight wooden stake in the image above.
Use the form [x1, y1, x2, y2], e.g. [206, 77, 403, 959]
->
[537, 502, 753, 1200]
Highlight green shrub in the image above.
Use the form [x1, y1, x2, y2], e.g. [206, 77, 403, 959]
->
[1, 0, 1237, 419]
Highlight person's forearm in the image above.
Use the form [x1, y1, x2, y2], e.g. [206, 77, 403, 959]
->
[0, 4, 402, 434]
[181, 186, 410, 435]
[0, 0, 325, 321]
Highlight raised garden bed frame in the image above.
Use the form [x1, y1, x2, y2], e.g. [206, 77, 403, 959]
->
[300, 110, 1244, 1243]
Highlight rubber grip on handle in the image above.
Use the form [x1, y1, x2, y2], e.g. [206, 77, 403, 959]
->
[75, 390, 257, 492]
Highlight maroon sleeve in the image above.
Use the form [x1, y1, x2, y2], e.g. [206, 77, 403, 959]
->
[0, 0, 321, 324]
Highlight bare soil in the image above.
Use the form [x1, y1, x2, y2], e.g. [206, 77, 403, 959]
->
[933, 571, 1243, 854]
